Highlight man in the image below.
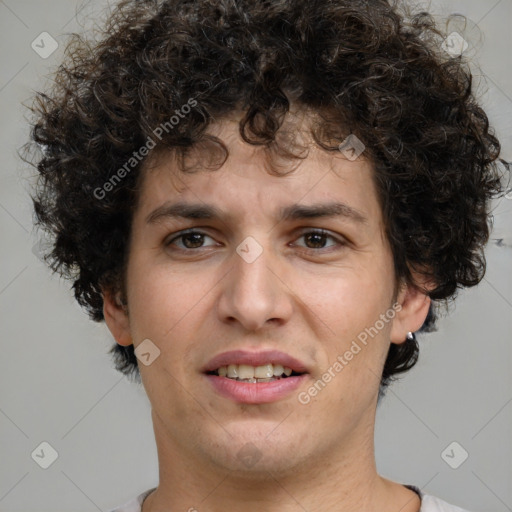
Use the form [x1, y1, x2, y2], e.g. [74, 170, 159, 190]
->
[28, 0, 505, 510]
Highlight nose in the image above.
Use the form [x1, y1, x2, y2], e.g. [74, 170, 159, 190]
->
[216, 236, 293, 332]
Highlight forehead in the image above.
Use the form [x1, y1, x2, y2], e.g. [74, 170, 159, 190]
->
[134, 115, 383, 230]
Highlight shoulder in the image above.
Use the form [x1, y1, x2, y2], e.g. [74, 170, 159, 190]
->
[108, 488, 156, 512]
[421, 494, 474, 512]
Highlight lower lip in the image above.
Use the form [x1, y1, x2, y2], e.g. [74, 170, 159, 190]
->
[204, 374, 308, 404]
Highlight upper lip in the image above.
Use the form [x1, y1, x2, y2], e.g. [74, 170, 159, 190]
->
[202, 349, 310, 374]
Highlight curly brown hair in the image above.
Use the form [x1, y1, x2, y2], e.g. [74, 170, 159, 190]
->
[26, 0, 506, 395]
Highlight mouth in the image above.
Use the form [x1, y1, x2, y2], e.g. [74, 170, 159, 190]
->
[202, 350, 310, 404]
[205, 363, 304, 383]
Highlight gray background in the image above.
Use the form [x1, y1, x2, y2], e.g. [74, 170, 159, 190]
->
[0, 0, 511, 511]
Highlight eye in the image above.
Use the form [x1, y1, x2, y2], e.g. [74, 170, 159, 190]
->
[165, 229, 218, 251]
[292, 229, 345, 252]
[165, 228, 346, 253]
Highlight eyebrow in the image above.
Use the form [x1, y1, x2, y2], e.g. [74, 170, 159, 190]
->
[145, 200, 368, 225]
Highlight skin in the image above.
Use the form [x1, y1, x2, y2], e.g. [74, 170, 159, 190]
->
[103, 111, 432, 512]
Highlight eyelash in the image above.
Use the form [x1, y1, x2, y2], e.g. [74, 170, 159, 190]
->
[165, 228, 346, 253]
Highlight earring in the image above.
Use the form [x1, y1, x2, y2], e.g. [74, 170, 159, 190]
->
[406, 331, 415, 341]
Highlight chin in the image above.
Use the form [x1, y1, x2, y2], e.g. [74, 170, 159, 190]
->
[202, 425, 308, 476]
[215, 447, 302, 477]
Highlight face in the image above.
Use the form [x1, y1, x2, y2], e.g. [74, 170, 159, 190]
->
[104, 112, 430, 477]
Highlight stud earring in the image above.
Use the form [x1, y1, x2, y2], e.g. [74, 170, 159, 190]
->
[406, 331, 415, 341]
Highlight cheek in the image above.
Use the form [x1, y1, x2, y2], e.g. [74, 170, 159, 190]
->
[304, 267, 395, 386]
[309, 268, 391, 335]
[126, 257, 205, 343]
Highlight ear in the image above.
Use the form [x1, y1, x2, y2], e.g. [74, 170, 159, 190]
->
[102, 288, 133, 346]
[390, 274, 432, 345]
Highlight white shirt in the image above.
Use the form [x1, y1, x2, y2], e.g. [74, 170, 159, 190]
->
[109, 486, 473, 512]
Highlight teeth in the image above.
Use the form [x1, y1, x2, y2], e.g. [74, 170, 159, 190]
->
[272, 364, 284, 377]
[254, 364, 273, 378]
[238, 364, 255, 379]
[227, 364, 238, 378]
[215, 363, 296, 380]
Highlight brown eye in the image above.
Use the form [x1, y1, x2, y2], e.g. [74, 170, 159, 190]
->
[293, 229, 345, 252]
[166, 230, 216, 250]
[303, 232, 330, 249]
